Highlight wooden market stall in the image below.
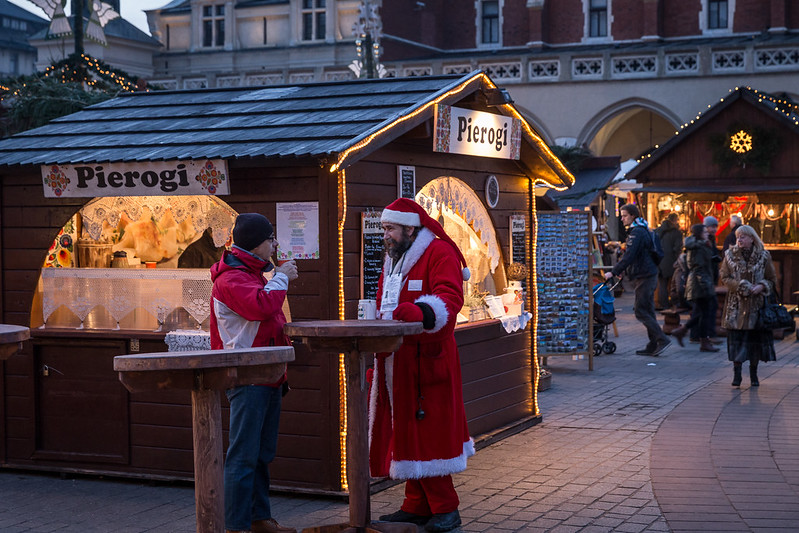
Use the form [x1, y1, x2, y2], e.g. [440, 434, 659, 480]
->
[0, 71, 573, 493]
[627, 87, 799, 304]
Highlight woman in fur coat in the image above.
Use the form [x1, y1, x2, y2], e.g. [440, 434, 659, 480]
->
[719, 225, 777, 387]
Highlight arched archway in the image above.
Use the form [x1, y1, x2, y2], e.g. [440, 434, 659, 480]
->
[579, 99, 681, 160]
[512, 104, 555, 146]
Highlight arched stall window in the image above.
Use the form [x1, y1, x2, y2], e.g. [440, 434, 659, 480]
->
[416, 176, 524, 323]
[32, 195, 237, 331]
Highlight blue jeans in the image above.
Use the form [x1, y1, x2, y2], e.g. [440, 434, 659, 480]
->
[225, 385, 282, 531]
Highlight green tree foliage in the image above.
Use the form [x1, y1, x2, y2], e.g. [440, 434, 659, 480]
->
[550, 144, 593, 174]
[0, 53, 145, 138]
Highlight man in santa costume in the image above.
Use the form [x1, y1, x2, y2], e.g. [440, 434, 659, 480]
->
[371, 198, 475, 532]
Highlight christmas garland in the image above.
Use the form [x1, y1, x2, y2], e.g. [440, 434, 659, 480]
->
[708, 122, 783, 175]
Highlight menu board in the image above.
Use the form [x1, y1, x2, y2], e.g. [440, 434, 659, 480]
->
[361, 211, 384, 300]
[276, 202, 320, 260]
[397, 166, 416, 199]
[536, 211, 592, 356]
[510, 214, 526, 264]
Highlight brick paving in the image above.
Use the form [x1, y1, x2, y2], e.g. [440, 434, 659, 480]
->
[1, 291, 798, 532]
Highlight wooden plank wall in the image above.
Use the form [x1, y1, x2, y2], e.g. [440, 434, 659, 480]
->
[1, 163, 344, 492]
[344, 139, 535, 435]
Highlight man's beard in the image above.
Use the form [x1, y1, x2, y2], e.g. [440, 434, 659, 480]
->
[385, 233, 412, 261]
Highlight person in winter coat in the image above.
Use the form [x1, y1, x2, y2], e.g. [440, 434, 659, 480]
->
[371, 198, 474, 533]
[655, 213, 683, 309]
[210, 213, 299, 533]
[720, 224, 777, 387]
[605, 203, 671, 356]
[671, 224, 720, 352]
[669, 253, 689, 310]
[722, 214, 743, 253]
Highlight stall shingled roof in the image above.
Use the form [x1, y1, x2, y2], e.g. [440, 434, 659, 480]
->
[0, 71, 573, 189]
[547, 157, 620, 209]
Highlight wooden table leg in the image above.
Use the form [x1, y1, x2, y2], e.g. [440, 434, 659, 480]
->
[192, 388, 225, 533]
[346, 349, 370, 528]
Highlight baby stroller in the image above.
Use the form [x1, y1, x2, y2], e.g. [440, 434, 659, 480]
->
[592, 278, 619, 355]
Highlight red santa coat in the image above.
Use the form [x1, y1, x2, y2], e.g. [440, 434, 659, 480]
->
[369, 228, 475, 480]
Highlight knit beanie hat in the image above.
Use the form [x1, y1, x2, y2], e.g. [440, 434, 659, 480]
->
[703, 215, 718, 227]
[381, 198, 471, 280]
[232, 213, 274, 251]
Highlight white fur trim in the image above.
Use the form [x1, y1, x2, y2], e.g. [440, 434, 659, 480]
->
[389, 438, 476, 480]
[381, 208, 420, 228]
[382, 227, 436, 282]
[367, 354, 394, 449]
[414, 294, 449, 333]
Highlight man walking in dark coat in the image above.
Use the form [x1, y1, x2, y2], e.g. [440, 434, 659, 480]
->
[655, 213, 683, 310]
[605, 204, 671, 356]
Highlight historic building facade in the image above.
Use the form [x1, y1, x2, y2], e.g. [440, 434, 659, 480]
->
[0, 0, 48, 77]
[144, 0, 799, 159]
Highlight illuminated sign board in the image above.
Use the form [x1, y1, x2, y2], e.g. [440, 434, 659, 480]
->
[434, 104, 521, 160]
[41, 159, 229, 198]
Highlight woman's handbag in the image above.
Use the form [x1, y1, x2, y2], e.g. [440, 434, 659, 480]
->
[757, 292, 794, 330]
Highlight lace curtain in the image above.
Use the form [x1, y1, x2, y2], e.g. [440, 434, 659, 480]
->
[81, 195, 236, 248]
[416, 177, 501, 272]
[42, 268, 212, 330]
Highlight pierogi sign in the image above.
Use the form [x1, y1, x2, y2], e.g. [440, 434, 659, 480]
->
[41, 159, 230, 198]
[434, 104, 521, 160]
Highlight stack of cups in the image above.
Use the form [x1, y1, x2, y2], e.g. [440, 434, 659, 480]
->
[357, 299, 377, 320]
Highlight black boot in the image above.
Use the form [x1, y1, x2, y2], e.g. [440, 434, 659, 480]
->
[732, 363, 742, 387]
[750, 362, 759, 387]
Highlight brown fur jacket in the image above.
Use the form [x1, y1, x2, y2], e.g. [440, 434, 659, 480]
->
[720, 245, 777, 331]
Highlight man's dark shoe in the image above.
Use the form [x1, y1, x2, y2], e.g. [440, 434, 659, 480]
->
[425, 510, 461, 532]
[650, 338, 671, 356]
[635, 347, 655, 355]
[379, 509, 431, 525]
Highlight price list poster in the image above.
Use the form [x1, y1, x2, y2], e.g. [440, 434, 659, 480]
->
[535, 211, 593, 364]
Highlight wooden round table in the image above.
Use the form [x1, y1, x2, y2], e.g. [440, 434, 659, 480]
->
[0, 324, 30, 360]
[114, 346, 295, 533]
[283, 320, 423, 533]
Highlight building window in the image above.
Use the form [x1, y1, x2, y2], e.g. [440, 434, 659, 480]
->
[589, 0, 608, 37]
[302, 0, 326, 41]
[481, 1, 499, 44]
[10, 53, 18, 75]
[202, 4, 225, 48]
[708, 0, 728, 29]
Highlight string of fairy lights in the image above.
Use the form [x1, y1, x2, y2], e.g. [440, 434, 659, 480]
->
[636, 86, 799, 163]
[0, 53, 141, 101]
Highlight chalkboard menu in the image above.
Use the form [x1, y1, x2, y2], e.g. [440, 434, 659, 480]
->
[361, 211, 384, 300]
[510, 214, 526, 264]
[536, 211, 592, 358]
[397, 166, 416, 199]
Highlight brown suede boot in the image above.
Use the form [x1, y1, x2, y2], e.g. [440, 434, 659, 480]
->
[700, 338, 720, 352]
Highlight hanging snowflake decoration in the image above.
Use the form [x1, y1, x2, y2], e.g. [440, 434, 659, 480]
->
[728, 130, 753, 154]
[708, 122, 783, 175]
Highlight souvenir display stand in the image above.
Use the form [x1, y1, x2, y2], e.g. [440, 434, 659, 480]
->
[536, 211, 595, 370]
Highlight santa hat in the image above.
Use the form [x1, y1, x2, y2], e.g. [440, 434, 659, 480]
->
[381, 198, 471, 281]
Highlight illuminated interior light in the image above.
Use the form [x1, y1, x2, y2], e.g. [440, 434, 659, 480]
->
[674, 204, 682, 212]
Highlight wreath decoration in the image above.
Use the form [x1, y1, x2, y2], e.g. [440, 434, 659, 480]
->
[708, 122, 783, 175]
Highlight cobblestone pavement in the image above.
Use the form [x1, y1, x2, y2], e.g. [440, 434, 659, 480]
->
[1, 292, 798, 532]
